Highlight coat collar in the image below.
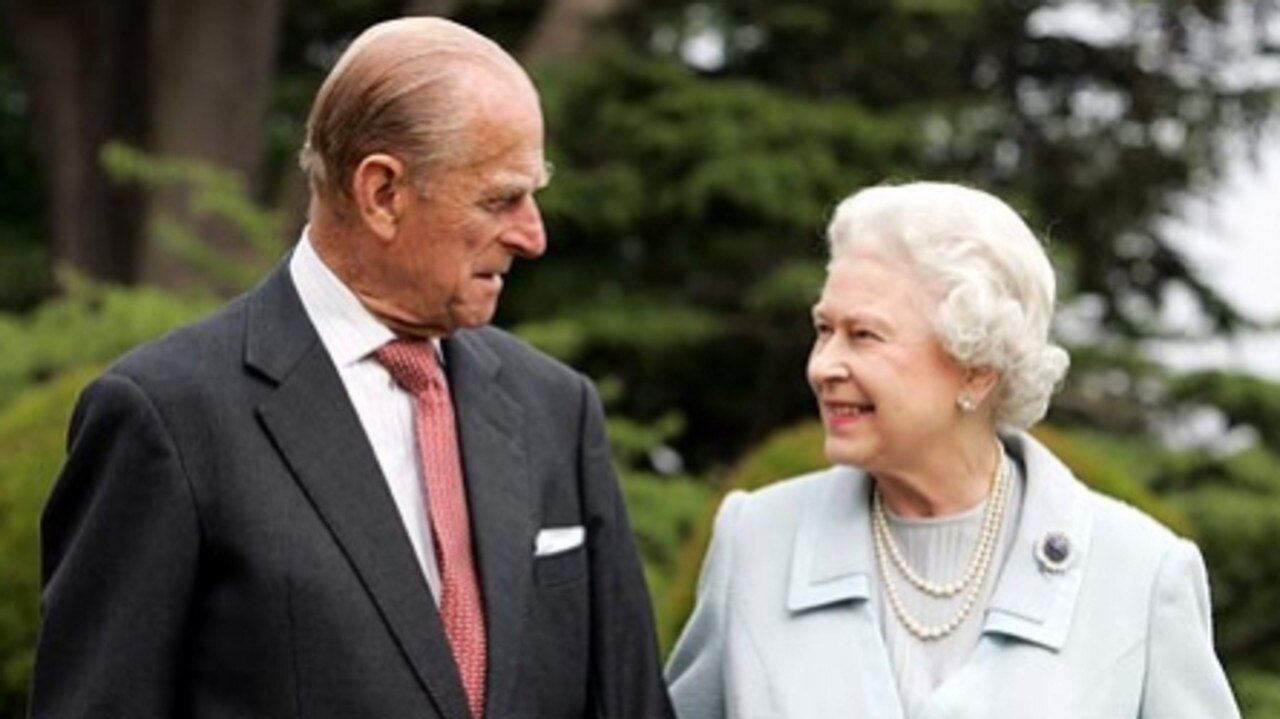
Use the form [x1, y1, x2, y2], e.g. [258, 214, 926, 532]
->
[785, 431, 1095, 652]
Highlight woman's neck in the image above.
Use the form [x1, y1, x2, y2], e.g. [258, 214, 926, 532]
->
[872, 436, 1003, 519]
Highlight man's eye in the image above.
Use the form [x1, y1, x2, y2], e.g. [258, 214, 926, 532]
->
[484, 195, 522, 212]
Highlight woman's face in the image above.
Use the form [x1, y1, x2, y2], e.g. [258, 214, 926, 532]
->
[807, 254, 969, 474]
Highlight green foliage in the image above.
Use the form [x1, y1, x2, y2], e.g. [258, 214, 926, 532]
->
[0, 36, 48, 312]
[0, 368, 97, 717]
[615, 0, 1267, 337]
[505, 49, 918, 465]
[1235, 668, 1280, 719]
[1154, 445, 1280, 680]
[101, 142, 286, 293]
[595, 379, 715, 654]
[1030, 424, 1193, 536]
[0, 276, 215, 409]
[0, 274, 212, 712]
[0, 241, 48, 313]
[1167, 370, 1280, 454]
[621, 472, 714, 641]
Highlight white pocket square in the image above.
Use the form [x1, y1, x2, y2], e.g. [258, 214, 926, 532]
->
[535, 526, 585, 556]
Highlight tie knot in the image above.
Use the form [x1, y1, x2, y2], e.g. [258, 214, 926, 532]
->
[375, 339, 444, 396]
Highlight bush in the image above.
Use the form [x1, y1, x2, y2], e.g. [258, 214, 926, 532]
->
[0, 368, 98, 716]
[0, 280, 212, 714]
[0, 278, 215, 408]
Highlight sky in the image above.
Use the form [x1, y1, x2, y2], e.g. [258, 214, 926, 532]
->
[1159, 130, 1280, 381]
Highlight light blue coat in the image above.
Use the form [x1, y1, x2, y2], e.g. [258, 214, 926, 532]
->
[666, 432, 1240, 718]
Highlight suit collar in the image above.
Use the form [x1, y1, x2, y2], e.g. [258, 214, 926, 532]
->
[785, 432, 1096, 652]
[244, 260, 317, 383]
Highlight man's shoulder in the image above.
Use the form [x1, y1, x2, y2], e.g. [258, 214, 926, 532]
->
[110, 293, 253, 383]
[455, 325, 582, 384]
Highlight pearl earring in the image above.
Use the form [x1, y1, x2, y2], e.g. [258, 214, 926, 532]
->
[957, 395, 976, 413]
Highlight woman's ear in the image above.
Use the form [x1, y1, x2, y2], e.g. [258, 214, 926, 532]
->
[964, 365, 1001, 408]
[351, 153, 408, 241]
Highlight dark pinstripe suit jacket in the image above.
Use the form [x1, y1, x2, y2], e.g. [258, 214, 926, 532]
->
[30, 263, 673, 718]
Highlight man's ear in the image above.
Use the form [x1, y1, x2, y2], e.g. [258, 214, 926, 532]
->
[351, 153, 409, 241]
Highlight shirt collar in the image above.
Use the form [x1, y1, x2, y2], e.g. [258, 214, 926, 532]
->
[289, 228, 441, 367]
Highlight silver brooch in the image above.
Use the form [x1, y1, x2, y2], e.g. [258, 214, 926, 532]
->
[1034, 531, 1074, 573]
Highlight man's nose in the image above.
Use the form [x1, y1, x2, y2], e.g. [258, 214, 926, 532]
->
[503, 196, 546, 259]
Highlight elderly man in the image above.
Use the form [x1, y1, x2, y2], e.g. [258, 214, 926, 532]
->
[30, 18, 673, 719]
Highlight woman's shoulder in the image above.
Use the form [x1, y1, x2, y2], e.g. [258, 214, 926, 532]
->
[1009, 430, 1193, 592]
[1011, 431, 1185, 556]
[711, 465, 866, 540]
[729, 465, 862, 512]
[1086, 489, 1187, 563]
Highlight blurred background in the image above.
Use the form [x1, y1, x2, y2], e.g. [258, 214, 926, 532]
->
[1, 0, 1279, 715]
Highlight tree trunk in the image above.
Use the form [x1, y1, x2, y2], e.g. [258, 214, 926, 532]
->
[0, 0, 151, 284]
[402, 0, 460, 16]
[520, 0, 619, 67]
[142, 0, 284, 289]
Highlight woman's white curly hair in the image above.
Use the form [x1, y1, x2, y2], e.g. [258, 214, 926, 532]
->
[825, 181, 1070, 429]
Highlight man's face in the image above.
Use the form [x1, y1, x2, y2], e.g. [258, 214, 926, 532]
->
[371, 81, 548, 338]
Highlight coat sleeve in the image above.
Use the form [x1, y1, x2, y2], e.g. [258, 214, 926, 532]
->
[29, 372, 201, 718]
[1139, 538, 1241, 719]
[665, 490, 746, 719]
[577, 375, 676, 718]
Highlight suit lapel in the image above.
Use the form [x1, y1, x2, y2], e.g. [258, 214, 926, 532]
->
[246, 265, 470, 719]
[443, 331, 534, 718]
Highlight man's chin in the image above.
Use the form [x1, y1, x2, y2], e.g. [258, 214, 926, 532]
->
[455, 309, 498, 331]
[368, 301, 498, 339]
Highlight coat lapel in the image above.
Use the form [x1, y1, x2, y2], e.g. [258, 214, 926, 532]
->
[787, 467, 906, 719]
[981, 432, 1095, 650]
[444, 331, 534, 717]
[917, 432, 1098, 718]
[246, 266, 470, 719]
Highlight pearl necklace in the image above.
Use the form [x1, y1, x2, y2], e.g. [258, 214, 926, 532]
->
[871, 443, 1009, 641]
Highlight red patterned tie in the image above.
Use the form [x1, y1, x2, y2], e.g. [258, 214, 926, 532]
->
[376, 340, 487, 718]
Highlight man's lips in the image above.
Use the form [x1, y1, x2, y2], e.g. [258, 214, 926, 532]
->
[473, 270, 506, 287]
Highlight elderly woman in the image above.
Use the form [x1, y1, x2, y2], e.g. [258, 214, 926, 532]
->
[666, 182, 1240, 718]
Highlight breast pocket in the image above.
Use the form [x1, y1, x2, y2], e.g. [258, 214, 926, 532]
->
[534, 544, 587, 587]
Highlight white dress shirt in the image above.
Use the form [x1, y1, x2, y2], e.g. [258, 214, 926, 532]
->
[290, 231, 442, 602]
